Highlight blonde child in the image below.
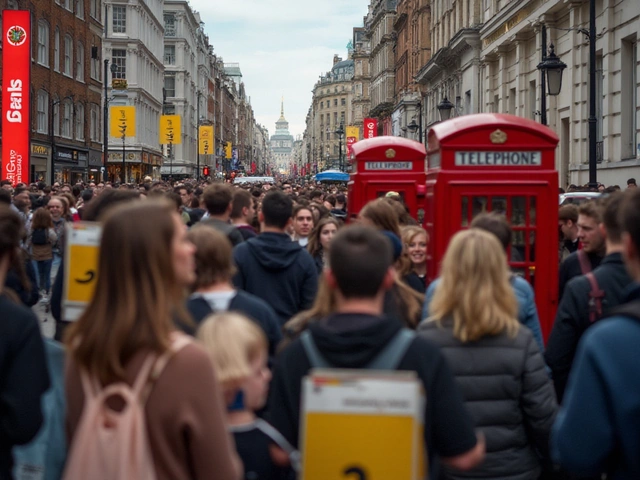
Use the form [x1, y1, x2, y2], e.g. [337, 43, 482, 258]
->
[197, 313, 298, 479]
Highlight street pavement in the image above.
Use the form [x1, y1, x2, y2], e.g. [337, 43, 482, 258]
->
[33, 297, 56, 339]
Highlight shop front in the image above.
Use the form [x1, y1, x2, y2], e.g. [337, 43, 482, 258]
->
[30, 143, 50, 183]
[88, 149, 103, 183]
[107, 150, 163, 184]
[53, 146, 88, 184]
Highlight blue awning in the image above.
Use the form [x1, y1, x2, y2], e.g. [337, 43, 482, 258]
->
[315, 170, 349, 182]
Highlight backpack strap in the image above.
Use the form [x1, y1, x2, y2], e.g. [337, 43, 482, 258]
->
[253, 419, 301, 472]
[300, 329, 415, 370]
[577, 249, 592, 275]
[585, 272, 605, 323]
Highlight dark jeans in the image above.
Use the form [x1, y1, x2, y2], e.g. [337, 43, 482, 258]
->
[34, 259, 53, 292]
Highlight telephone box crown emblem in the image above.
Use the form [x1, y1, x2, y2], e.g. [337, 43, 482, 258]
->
[385, 148, 396, 159]
[490, 129, 508, 144]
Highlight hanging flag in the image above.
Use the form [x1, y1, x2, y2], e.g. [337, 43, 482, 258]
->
[2, 10, 31, 185]
[346, 126, 359, 140]
[160, 115, 181, 144]
[364, 118, 378, 139]
[199, 125, 214, 155]
[225, 142, 232, 159]
[109, 106, 136, 138]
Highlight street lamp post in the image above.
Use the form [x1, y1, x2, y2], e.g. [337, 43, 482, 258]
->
[406, 101, 423, 144]
[103, 62, 118, 183]
[537, 26, 567, 126]
[120, 124, 126, 184]
[335, 123, 345, 172]
[588, 0, 597, 189]
[437, 97, 455, 122]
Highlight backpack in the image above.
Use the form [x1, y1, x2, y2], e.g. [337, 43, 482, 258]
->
[62, 334, 191, 480]
[577, 250, 605, 323]
[31, 228, 48, 245]
[300, 328, 415, 370]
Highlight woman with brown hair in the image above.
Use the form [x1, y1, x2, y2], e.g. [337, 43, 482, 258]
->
[29, 207, 58, 297]
[64, 201, 242, 480]
[399, 226, 429, 294]
[418, 229, 556, 480]
[307, 216, 340, 274]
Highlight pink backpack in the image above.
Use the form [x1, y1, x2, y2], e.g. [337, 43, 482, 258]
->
[63, 334, 191, 480]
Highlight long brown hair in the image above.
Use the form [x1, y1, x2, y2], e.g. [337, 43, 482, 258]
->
[65, 201, 184, 385]
[359, 198, 402, 238]
[0, 205, 29, 298]
[307, 217, 340, 257]
[31, 207, 54, 230]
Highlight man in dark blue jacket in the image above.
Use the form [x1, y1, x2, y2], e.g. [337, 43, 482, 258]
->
[552, 188, 640, 479]
[233, 191, 318, 325]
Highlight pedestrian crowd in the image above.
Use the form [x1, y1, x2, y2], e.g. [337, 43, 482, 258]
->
[1, 174, 640, 479]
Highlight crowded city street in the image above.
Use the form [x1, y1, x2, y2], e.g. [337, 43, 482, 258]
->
[2, 0, 640, 479]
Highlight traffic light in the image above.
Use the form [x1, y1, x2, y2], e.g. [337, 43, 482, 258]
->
[203, 166, 210, 176]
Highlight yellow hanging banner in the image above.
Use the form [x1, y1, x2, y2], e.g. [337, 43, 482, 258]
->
[346, 126, 360, 140]
[159, 115, 181, 144]
[199, 125, 214, 155]
[225, 141, 232, 159]
[109, 106, 136, 138]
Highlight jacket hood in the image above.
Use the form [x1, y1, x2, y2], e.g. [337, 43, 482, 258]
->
[246, 232, 304, 270]
[309, 314, 402, 368]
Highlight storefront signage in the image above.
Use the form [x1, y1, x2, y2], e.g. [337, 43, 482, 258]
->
[160, 115, 181, 144]
[364, 118, 378, 139]
[31, 144, 50, 157]
[199, 125, 214, 155]
[454, 151, 542, 166]
[481, 0, 551, 49]
[2, 10, 31, 185]
[365, 161, 413, 170]
[56, 148, 76, 163]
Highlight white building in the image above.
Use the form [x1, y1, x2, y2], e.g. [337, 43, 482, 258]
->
[161, 0, 202, 178]
[103, 0, 165, 182]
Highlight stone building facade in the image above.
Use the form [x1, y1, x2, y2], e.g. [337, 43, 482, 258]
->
[351, 27, 372, 139]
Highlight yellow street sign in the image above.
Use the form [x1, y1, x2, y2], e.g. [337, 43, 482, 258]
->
[346, 126, 360, 140]
[300, 371, 426, 480]
[63, 222, 102, 322]
[160, 115, 181, 144]
[109, 106, 136, 137]
[225, 141, 232, 159]
[199, 125, 214, 155]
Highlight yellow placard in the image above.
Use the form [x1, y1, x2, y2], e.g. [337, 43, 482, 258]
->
[63, 222, 102, 321]
[346, 126, 360, 140]
[225, 141, 232, 159]
[160, 115, 181, 144]
[300, 373, 425, 480]
[109, 106, 136, 138]
[199, 125, 214, 155]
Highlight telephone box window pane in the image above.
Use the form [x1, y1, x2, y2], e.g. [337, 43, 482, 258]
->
[511, 196, 526, 226]
[528, 230, 536, 262]
[461, 196, 469, 227]
[512, 230, 526, 262]
[471, 196, 487, 219]
[529, 196, 537, 226]
[491, 197, 507, 215]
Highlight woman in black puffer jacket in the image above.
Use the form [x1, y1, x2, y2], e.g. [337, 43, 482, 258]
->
[418, 229, 557, 480]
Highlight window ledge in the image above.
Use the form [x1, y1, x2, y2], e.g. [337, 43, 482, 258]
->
[63, 73, 73, 78]
[37, 62, 50, 68]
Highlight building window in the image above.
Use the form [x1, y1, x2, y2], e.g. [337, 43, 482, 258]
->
[64, 34, 73, 76]
[76, 42, 84, 81]
[341, 98, 346, 106]
[621, 40, 638, 159]
[90, 0, 101, 21]
[90, 104, 101, 142]
[52, 97, 60, 136]
[54, 28, 60, 71]
[113, 5, 126, 34]
[112, 49, 126, 79]
[90, 48, 100, 80]
[63, 0, 72, 10]
[164, 13, 176, 37]
[75, 103, 85, 140]
[62, 100, 73, 138]
[320, 114, 324, 125]
[37, 91, 49, 134]
[37, 21, 49, 66]
[76, 0, 84, 18]
[334, 99, 338, 106]
[164, 73, 176, 97]
[163, 45, 175, 65]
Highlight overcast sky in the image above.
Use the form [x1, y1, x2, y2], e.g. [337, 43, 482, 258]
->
[191, 0, 371, 139]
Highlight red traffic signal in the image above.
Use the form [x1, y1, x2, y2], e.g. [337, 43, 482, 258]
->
[203, 166, 210, 176]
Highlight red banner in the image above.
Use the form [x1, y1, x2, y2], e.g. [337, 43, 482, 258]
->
[251, 162, 256, 173]
[346, 136, 357, 157]
[2, 11, 31, 185]
[363, 118, 377, 139]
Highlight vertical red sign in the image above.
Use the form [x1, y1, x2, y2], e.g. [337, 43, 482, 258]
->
[346, 136, 357, 157]
[2, 10, 31, 185]
[363, 118, 378, 139]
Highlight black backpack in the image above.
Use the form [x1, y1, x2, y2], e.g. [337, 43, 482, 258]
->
[31, 228, 48, 245]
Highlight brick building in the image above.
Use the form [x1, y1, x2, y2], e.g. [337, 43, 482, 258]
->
[1, 0, 103, 183]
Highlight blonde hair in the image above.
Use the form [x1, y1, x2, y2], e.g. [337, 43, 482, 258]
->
[197, 312, 267, 394]
[399, 226, 429, 276]
[429, 229, 519, 342]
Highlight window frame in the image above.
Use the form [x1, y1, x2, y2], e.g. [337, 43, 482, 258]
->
[163, 45, 175, 65]
[76, 41, 84, 81]
[37, 21, 49, 67]
[54, 28, 60, 71]
[111, 49, 126, 79]
[62, 100, 73, 138]
[37, 90, 49, 134]
[75, 102, 85, 140]
[63, 34, 73, 77]
[112, 5, 126, 34]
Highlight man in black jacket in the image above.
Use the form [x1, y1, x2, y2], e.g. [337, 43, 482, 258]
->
[200, 183, 244, 246]
[233, 191, 318, 325]
[558, 200, 606, 301]
[268, 225, 485, 477]
[546, 192, 632, 402]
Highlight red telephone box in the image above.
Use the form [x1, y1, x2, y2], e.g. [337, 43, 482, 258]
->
[426, 113, 559, 339]
[348, 136, 426, 223]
